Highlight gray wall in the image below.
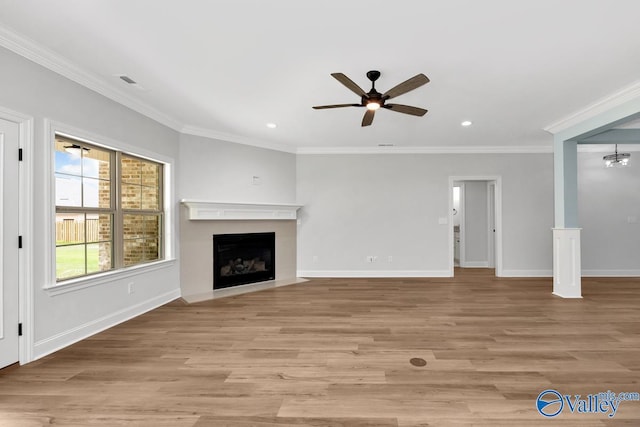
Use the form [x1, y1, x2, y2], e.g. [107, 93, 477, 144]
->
[178, 133, 296, 203]
[578, 150, 640, 275]
[177, 133, 298, 297]
[0, 46, 181, 359]
[296, 153, 555, 277]
[463, 181, 489, 266]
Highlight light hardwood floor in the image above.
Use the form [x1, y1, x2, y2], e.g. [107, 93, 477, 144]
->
[2, 269, 640, 426]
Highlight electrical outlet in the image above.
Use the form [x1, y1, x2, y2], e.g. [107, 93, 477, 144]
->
[388, 255, 393, 263]
[312, 255, 318, 262]
[128, 282, 135, 294]
[366, 256, 377, 263]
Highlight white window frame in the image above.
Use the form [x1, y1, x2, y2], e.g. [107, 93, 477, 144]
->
[44, 120, 175, 294]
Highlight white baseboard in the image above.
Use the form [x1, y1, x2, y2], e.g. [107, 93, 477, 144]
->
[33, 289, 180, 361]
[460, 261, 489, 268]
[582, 270, 640, 277]
[501, 269, 553, 277]
[298, 270, 452, 278]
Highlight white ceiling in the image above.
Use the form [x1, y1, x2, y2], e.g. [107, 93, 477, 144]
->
[1, 0, 640, 152]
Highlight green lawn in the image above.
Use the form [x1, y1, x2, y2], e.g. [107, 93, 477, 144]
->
[56, 244, 101, 280]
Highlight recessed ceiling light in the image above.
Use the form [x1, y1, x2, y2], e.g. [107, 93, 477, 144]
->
[461, 120, 473, 127]
[266, 123, 277, 129]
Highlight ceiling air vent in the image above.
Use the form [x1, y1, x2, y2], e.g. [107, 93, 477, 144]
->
[119, 75, 137, 85]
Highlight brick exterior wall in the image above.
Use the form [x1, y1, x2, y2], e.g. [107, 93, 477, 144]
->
[121, 157, 160, 266]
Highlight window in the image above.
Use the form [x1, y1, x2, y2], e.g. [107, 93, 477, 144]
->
[55, 135, 164, 281]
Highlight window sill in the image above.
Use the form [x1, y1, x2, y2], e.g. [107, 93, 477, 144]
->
[44, 259, 177, 296]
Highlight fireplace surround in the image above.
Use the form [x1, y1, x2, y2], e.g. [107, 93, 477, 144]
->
[180, 200, 301, 302]
[213, 232, 275, 289]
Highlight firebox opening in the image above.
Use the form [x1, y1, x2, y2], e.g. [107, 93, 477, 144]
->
[213, 232, 275, 289]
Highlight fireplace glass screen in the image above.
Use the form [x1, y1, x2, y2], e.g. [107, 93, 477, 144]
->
[213, 232, 275, 289]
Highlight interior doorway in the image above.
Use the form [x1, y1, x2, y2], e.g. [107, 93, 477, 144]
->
[449, 176, 502, 277]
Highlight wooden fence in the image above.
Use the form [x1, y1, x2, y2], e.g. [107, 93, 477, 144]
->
[56, 219, 99, 243]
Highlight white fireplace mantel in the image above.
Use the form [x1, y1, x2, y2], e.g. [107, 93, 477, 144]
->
[180, 199, 302, 221]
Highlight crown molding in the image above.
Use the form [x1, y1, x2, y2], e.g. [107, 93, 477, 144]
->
[295, 145, 553, 155]
[181, 125, 298, 153]
[544, 80, 640, 135]
[577, 143, 640, 153]
[0, 25, 184, 132]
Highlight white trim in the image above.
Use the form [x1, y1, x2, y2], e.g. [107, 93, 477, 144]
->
[44, 259, 176, 296]
[298, 270, 451, 278]
[577, 144, 640, 153]
[456, 182, 466, 268]
[545, 80, 640, 135]
[487, 182, 496, 269]
[448, 176, 503, 278]
[296, 145, 553, 155]
[44, 120, 176, 289]
[582, 270, 640, 277]
[0, 26, 183, 132]
[33, 289, 180, 361]
[552, 228, 582, 298]
[461, 261, 490, 268]
[501, 270, 553, 277]
[0, 25, 298, 156]
[181, 125, 297, 154]
[0, 106, 34, 365]
[180, 199, 302, 221]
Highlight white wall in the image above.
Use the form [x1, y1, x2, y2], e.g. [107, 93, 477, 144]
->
[0, 46, 181, 360]
[178, 133, 296, 203]
[463, 181, 488, 266]
[578, 149, 640, 275]
[297, 153, 555, 277]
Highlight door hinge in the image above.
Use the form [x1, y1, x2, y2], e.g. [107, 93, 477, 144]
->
[18, 235, 23, 249]
[18, 148, 23, 161]
[18, 323, 23, 336]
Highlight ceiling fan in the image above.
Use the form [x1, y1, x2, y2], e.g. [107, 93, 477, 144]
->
[313, 70, 429, 127]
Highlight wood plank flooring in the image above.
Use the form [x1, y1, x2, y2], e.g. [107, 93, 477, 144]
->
[2, 269, 640, 426]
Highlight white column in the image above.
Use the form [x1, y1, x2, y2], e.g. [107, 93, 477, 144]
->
[552, 138, 581, 298]
[552, 228, 582, 298]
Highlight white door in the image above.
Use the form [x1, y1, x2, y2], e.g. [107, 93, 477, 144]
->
[488, 182, 496, 269]
[0, 118, 20, 369]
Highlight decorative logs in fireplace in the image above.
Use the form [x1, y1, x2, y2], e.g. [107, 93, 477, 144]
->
[213, 232, 275, 289]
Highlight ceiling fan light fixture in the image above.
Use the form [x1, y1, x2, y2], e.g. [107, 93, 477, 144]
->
[603, 144, 631, 168]
[313, 71, 429, 126]
[366, 101, 381, 111]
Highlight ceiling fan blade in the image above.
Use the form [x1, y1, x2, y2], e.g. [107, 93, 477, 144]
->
[312, 103, 361, 109]
[382, 74, 430, 100]
[361, 109, 375, 127]
[331, 73, 367, 97]
[384, 103, 428, 116]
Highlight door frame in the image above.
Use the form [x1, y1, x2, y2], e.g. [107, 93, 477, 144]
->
[487, 182, 496, 269]
[448, 176, 503, 277]
[0, 105, 34, 365]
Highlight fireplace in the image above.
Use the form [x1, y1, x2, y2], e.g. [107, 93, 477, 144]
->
[213, 232, 275, 289]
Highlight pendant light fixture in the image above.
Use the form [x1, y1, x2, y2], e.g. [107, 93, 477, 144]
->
[603, 144, 630, 168]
